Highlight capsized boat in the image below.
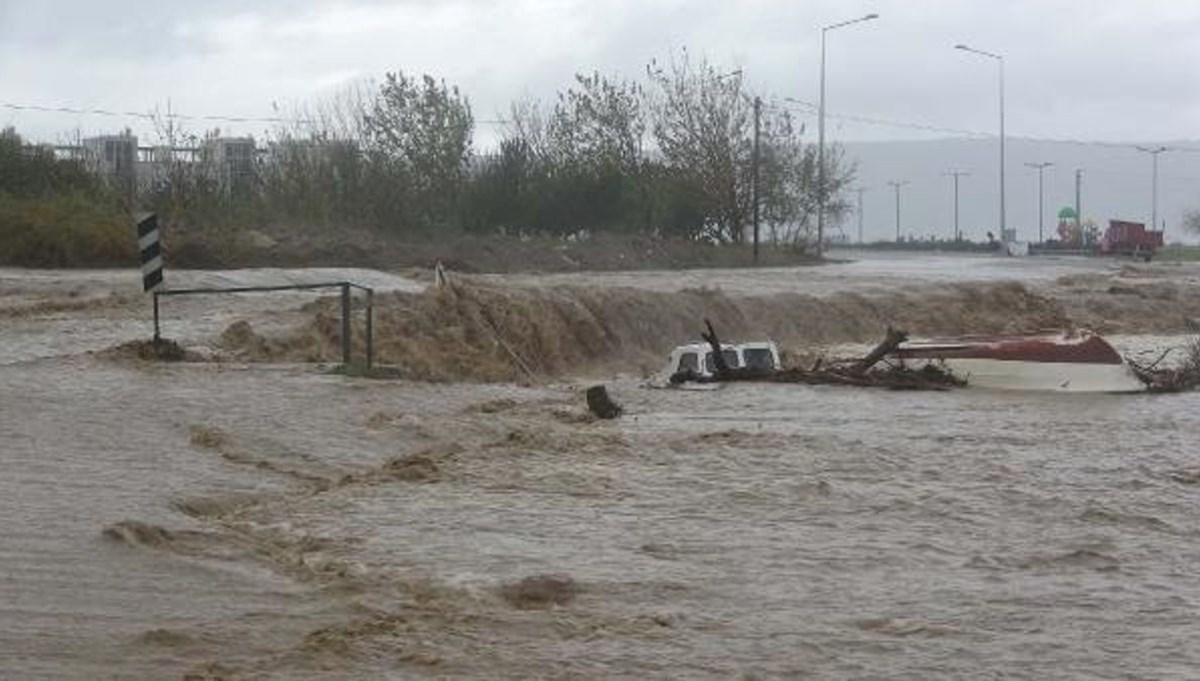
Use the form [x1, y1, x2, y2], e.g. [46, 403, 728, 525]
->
[890, 331, 1144, 393]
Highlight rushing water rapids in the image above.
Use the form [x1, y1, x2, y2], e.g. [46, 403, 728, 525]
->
[4, 252, 1200, 679]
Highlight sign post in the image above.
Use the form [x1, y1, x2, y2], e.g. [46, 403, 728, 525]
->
[135, 213, 165, 340]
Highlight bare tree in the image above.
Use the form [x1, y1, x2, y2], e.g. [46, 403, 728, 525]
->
[646, 51, 752, 242]
[646, 51, 855, 248]
[304, 78, 375, 142]
[505, 96, 551, 162]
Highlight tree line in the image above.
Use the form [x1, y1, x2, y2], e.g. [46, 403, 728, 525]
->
[4, 53, 857, 252]
[0, 127, 132, 266]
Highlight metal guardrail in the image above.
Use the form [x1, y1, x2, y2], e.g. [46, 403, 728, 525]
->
[154, 281, 375, 368]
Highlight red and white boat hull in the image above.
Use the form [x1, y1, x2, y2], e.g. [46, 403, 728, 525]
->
[893, 332, 1145, 393]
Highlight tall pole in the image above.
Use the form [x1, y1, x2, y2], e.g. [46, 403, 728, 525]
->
[818, 13, 879, 258]
[1137, 146, 1168, 231]
[853, 187, 866, 244]
[752, 96, 761, 264]
[818, 28, 826, 255]
[1025, 162, 1053, 243]
[943, 171, 970, 241]
[894, 182, 901, 242]
[956, 44, 1005, 241]
[954, 174, 960, 241]
[1000, 56, 1005, 240]
[1074, 168, 1082, 231]
[1153, 151, 1160, 231]
[888, 180, 908, 242]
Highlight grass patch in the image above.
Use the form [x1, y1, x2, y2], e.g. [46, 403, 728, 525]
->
[1159, 245, 1200, 262]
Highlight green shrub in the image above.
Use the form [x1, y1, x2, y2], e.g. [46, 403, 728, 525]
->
[0, 192, 135, 268]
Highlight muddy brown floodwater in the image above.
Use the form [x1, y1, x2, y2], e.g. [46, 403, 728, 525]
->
[4, 253, 1200, 679]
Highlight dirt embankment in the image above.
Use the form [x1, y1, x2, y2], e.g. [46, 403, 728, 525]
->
[152, 262, 1200, 383]
[72, 257, 1171, 381]
[213, 279, 1070, 382]
[170, 229, 819, 274]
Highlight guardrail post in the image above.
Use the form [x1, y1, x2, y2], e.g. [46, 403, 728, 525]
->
[365, 288, 374, 369]
[341, 282, 351, 366]
[152, 291, 161, 342]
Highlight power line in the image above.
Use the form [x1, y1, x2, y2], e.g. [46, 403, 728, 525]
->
[783, 98, 988, 137]
[2, 100, 512, 128]
[2, 101, 310, 125]
[779, 97, 1200, 153]
[6, 97, 1200, 154]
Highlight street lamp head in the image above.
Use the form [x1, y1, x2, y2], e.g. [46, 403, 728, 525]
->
[825, 14, 880, 31]
[956, 44, 1001, 60]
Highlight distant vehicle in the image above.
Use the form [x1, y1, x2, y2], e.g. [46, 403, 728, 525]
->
[1100, 220, 1163, 260]
[661, 341, 781, 385]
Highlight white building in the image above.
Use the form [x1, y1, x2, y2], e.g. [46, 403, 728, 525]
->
[82, 133, 137, 196]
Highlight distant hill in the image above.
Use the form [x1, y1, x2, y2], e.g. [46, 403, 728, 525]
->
[839, 138, 1200, 243]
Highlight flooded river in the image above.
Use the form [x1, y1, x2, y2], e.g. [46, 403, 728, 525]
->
[4, 253, 1200, 679]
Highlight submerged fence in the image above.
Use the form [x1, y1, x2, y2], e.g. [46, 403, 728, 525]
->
[153, 281, 376, 368]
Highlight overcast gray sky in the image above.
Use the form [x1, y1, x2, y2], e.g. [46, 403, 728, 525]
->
[2, 0, 1199, 146]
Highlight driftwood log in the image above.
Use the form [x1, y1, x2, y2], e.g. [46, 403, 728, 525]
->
[852, 327, 908, 375]
[687, 319, 964, 391]
[1127, 339, 1200, 393]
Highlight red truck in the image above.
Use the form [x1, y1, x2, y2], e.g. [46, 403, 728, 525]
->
[1100, 220, 1163, 260]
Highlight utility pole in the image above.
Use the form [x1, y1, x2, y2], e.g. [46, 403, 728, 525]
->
[943, 171, 970, 241]
[887, 180, 909, 242]
[1024, 161, 1054, 243]
[1136, 146, 1168, 232]
[752, 96, 761, 264]
[853, 187, 867, 244]
[1074, 168, 1082, 228]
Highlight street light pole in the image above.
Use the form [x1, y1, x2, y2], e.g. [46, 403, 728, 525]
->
[1136, 146, 1168, 232]
[943, 170, 970, 241]
[752, 96, 761, 264]
[955, 44, 1005, 241]
[853, 187, 867, 244]
[818, 13, 879, 257]
[887, 180, 909, 242]
[1074, 168, 1083, 232]
[1024, 162, 1053, 243]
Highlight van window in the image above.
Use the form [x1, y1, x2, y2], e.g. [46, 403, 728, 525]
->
[743, 348, 776, 370]
[704, 349, 740, 373]
[723, 349, 740, 368]
[677, 352, 699, 373]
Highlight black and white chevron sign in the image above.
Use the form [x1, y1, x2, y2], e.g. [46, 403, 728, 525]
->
[136, 213, 164, 292]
